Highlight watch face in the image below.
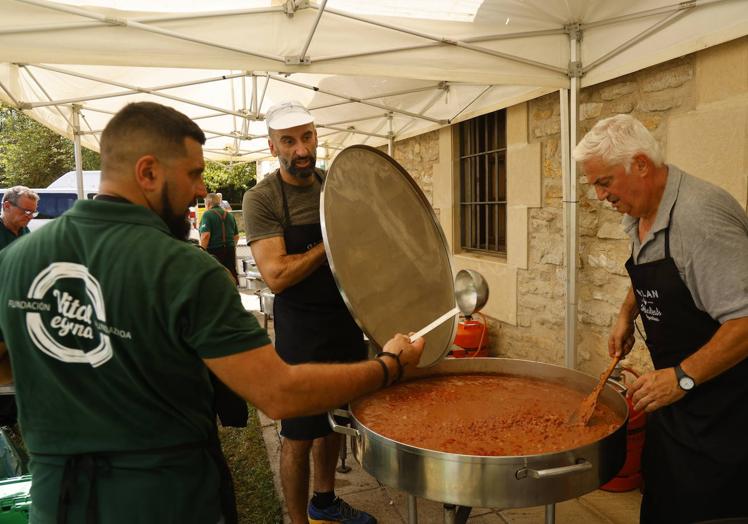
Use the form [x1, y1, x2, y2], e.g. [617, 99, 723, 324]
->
[680, 376, 695, 390]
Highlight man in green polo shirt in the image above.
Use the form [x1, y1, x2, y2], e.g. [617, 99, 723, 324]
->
[0, 186, 39, 250]
[0, 186, 39, 427]
[200, 192, 239, 283]
[0, 101, 424, 524]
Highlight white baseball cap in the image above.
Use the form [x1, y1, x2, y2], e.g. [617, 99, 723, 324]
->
[265, 100, 314, 130]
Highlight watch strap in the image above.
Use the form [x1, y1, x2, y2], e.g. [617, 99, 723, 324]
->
[675, 364, 695, 390]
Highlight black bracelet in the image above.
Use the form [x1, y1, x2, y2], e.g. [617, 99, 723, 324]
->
[374, 356, 389, 389]
[377, 351, 404, 383]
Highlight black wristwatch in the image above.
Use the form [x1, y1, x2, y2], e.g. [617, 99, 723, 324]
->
[674, 364, 695, 392]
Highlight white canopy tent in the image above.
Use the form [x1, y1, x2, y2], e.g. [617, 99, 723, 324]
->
[1, 0, 747, 368]
[2, 0, 746, 160]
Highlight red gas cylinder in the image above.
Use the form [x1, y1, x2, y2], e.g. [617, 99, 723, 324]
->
[601, 367, 646, 492]
[451, 317, 488, 358]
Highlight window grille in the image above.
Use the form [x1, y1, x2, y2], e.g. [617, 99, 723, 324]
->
[458, 109, 507, 255]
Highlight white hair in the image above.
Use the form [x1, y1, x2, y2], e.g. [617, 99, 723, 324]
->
[2, 185, 39, 206]
[573, 114, 664, 173]
[205, 193, 222, 206]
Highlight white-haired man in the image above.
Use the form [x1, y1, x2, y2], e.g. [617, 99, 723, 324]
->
[0, 186, 39, 249]
[0, 185, 39, 426]
[574, 114, 748, 523]
[243, 101, 375, 524]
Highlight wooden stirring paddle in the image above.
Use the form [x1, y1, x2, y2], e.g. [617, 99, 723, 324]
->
[570, 354, 623, 426]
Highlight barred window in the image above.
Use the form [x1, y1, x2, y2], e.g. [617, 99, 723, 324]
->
[458, 109, 507, 255]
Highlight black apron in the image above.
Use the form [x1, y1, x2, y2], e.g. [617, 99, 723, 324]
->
[272, 172, 366, 439]
[626, 219, 748, 524]
[35, 427, 237, 524]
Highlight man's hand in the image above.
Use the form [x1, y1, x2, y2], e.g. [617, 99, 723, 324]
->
[609, 313, 635, 358]
[627, 367, 684, 412]
[381, 333, 425, 375]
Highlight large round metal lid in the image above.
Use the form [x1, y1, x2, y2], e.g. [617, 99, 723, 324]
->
[321, 145, 457, 367]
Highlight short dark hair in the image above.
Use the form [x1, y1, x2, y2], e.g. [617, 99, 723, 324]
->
[100, 102, 206, 174]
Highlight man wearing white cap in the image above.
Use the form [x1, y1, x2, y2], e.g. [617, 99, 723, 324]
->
[243, 102, 375, 524]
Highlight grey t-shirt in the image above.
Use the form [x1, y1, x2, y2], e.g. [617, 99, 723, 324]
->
[623, 165, 748, 323]
[242, 169, 325, 243]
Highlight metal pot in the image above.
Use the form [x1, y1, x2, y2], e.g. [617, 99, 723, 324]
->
[257, 288, 274, 317]
[330, 358, 627, 509]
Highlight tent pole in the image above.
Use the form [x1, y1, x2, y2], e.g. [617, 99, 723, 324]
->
[562, 25, 581, 370]
[388, 114, 394, 156]
[72, 104, 84, 200]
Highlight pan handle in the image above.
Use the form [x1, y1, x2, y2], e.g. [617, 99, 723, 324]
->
[515, 460, 592, 480]
[327, 409, 360, 438]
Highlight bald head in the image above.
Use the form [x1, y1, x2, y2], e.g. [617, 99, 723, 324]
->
[100, 102, 205, 180]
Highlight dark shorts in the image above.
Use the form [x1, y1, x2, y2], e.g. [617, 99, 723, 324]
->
[280, 409, 350, 441]
[276, 321, 367, 440]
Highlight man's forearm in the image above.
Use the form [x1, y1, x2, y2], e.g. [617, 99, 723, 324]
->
[681, 316, 748, 386]
[619, 287, 640, 322]
[259, 242, 326, 293]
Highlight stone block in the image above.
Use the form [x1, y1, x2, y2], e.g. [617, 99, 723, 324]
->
[599, 81, 637, 101]
[507, 205, 528, 269]
[508, 102, 528, 145]
[668, 101, 748, 208]
[636, 91, 683, 112]
[597, 221, 628, 240]
[579, 211, 599, 237]
[532, 118, 561, 138]
[580, 102, 603, 120]
[587, 251, 628, 277]
[507, 142, 542, 207]
[604, 98, 635, 114]
[695, 36, 748, 104]
[641, 63, 693, 92]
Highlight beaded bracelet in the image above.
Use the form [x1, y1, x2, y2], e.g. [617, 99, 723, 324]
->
[377, 351, 404, 384]
[373, 356, 389, 389]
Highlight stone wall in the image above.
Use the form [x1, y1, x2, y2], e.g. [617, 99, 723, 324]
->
[387, 36, 747, 376]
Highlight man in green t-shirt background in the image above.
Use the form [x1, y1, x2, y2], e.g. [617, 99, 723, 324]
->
[200, 192, 239, 283]
[0, 102, 424, 524]
[0, 186, 38, 427]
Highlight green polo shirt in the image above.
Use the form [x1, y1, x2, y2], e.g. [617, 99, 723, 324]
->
[0, 218, 30, 250]
[199, 207, 237, 249]
[0, 199, 270, 523]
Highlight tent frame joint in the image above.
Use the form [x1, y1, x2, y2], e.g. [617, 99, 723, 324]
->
[284, 0, 309, 17]
[285, 56, 311, 65]
[564, 23, 583, 42]
[568, 61, 584, 79]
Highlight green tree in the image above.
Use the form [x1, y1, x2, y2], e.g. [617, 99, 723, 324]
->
[202, 160, 256, 204]
[0, 105, 100, 188]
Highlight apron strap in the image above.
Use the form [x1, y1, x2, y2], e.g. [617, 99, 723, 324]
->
[209, 207, 228, 244]
[275, 170, 324, 230]
[57, 454, 109, 524]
